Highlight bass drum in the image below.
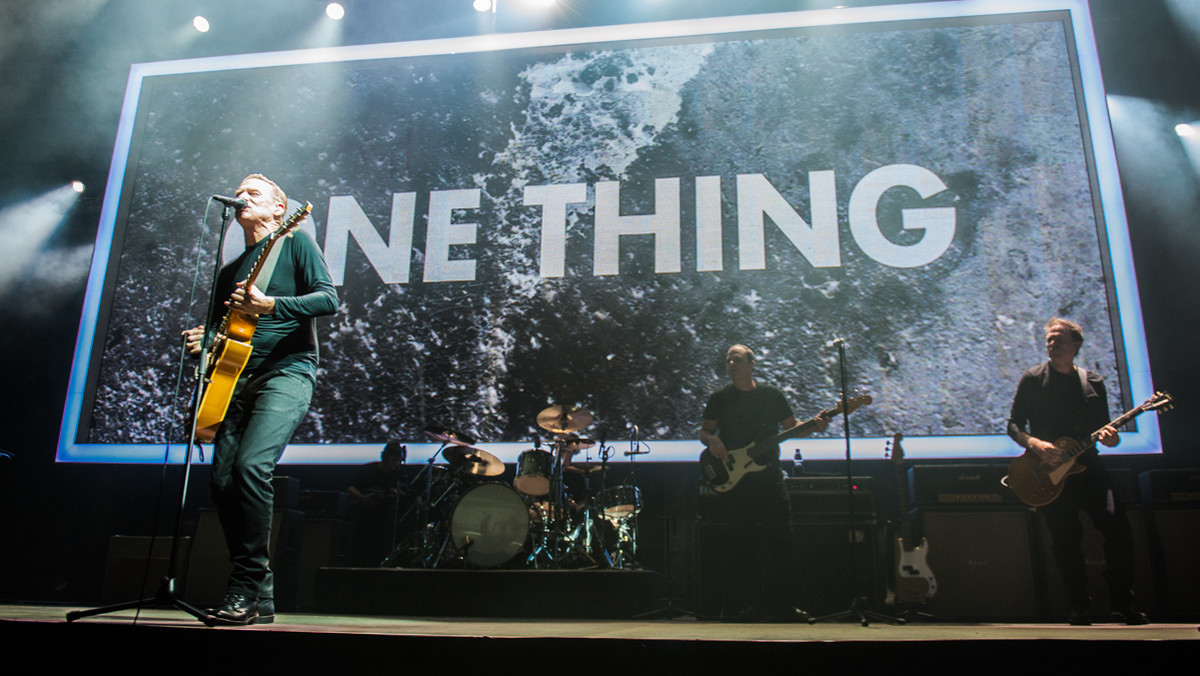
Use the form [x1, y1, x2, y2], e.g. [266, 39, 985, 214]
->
[450, 483, 530, 567]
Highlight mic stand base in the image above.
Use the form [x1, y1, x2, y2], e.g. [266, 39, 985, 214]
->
[66, 576, 209, 624]
[809, 595, 905, 627]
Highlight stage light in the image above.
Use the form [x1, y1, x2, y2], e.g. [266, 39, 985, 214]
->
[0, 184, 84, 295]
[192, 16, 210, 33]
[298, 1, 347, 47]
[474, 0, 494, 12]
[1175, 120, 1200, 180]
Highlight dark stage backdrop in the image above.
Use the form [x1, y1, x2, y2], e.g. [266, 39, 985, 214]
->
[57, 1, 1162, 463]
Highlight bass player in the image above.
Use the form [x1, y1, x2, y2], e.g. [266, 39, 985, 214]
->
[700, 343, 828, 622]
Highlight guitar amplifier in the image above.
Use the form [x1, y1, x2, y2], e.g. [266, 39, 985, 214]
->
[272, 475, 302, 508]
[299, 490, 350, 519]
[785, 475, 874, 514]
[102, 535, 192, 603]
[1144, 507, 1200, 619]
[1139, 468, 1200, 505]
[909, 464, 1016, 506]
[919, 508, 1040, 619]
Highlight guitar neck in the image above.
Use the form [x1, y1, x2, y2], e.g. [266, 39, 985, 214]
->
[890, 435, 916, 543]
[746, 415, 822, 463]
[1065, 403, 1147, 461]
[744, 394, 871, 463]
[214, 249, 272, 337]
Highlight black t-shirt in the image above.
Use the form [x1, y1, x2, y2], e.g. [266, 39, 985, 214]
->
[1007, 361, 1111, 464]
[703, 383, 794, 469]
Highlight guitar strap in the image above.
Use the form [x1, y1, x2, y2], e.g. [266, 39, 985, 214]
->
[254, 233, 289, 293]
[1076, 366, 1097, 399]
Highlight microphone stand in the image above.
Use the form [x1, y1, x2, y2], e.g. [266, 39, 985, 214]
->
[67, 199, 241, 625]
[809, 338, 902, 626]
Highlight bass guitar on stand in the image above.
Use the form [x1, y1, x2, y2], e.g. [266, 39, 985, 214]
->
[884, 432, 936, 605]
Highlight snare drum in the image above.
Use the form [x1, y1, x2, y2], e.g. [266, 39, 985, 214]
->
[449, 483, 530, 567]
[513, 449, 553, 496]
[599, 485, 642, 519]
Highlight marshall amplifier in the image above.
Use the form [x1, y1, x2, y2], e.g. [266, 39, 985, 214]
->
[1139, 468, 1200, 505]
[909, 464, 1016, 506]
[919, 508, 1040, 619]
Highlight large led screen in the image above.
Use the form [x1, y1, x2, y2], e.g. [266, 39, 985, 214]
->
[58, 0, 1162, 463]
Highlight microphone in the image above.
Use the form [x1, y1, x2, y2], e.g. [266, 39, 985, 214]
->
[626, 425, 648, 456]
[211, 194, 247, 209]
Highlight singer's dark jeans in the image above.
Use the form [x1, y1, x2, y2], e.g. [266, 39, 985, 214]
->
[210, 369, 313, 601]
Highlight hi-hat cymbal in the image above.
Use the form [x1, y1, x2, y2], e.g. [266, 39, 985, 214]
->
[442, 445, 505, 477]
[557, 434, 595, 453]
[564, 461, 605, 474]
[536, 404, 594, 434]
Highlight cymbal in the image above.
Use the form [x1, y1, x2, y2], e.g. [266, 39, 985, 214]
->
[557, 434, 595, 453]
[424, 424, 478, 447]
[537, 404, 594, 434]
[442, 445, 505, 477]
[564, 461, 605, 474]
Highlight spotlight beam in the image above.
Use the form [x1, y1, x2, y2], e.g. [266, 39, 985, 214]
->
[0, 184, 83, 294]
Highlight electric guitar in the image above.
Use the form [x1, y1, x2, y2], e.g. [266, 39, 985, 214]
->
[193, 203, 312, 442]
[699, 394, 872, 493]
[1005, 391, 1173, 507]
[885, 432, 937, 605]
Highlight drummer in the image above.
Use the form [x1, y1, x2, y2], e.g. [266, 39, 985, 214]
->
[347, 442, 407, 566]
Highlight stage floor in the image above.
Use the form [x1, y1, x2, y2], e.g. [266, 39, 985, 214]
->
[7, 603, 1198, 640]
[7, 604, 1197, 671]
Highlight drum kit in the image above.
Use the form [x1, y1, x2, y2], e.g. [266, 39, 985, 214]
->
[385, 405, 643, 570]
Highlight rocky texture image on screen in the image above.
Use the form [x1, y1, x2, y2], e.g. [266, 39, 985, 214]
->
[87, 19, 1120, 446]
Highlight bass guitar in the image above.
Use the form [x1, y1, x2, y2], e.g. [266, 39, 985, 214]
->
[884, 432, 936, 605]
[699, 394, 872, 493]
[193, 203, 312, 442]
[1005, 391, 1173, 507]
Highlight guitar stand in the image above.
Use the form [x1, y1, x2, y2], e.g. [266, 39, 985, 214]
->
[890, 604, 946, 624]
[808, 338, 904, 628]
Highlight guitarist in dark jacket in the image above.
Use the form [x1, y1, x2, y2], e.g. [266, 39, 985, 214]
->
[700, 344, 826, 622]
[183, 174, 338, 626]
[1006, 317, 1146, 625]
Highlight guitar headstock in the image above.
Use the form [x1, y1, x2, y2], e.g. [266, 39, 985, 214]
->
[1143, 391, 1173, 414]
[273, 201, 312, 240]
[829, 393, 873, 417]
[888, 432, 905, 463]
